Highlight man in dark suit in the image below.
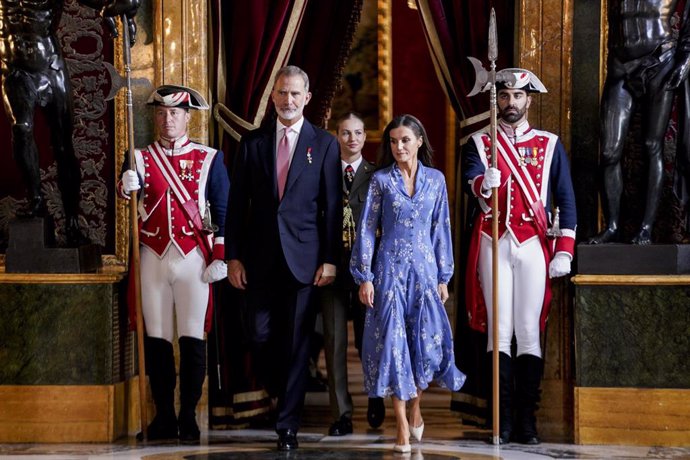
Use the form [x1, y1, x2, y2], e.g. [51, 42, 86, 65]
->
[225, 65, 342, 451]
[320, 112, 384, 436]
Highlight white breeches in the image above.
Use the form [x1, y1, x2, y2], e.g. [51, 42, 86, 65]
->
[478, 234, 545, 357]
[140, 245, 208, 342]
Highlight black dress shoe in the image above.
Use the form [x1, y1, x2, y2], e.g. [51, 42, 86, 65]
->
[306, 372, 329, 392]
[328, 416, 353, 436]
[277, 429, 298, 451]
[516, 433, 540, 445]
[367, 397, 385, 428]
[135, 415, 178, 441]
[178, 415, 200, 444]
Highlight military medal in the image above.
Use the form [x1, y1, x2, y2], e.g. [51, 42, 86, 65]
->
[518, 147, 527, 166]
[179, 159, 194, 181]
[306, 147, 313, 164]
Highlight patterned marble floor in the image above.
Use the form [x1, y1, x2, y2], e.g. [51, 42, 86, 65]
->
[1, 383, 688, 459]
[1, 432, 689, 459]
[2, 324, 688, 459]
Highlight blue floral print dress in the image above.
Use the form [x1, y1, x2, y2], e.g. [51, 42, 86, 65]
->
[350, 162, 466, 400]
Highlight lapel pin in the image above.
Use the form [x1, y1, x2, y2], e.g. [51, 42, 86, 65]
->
[306, 147, 313, 164]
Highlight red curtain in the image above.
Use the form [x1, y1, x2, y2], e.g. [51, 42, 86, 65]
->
[289, 0, 364, 128]
[210, 0, 308, 158]
[415, 0, 514, 122]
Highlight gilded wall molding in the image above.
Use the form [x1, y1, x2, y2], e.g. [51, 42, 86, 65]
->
[154, 0, 209, 144]
[600, 0, 608, 99]
[113, 22, 128, 268]
[376, 0, 393, 141]
[517, 0, 574, 150]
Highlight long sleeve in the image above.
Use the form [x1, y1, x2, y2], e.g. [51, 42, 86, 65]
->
[350, 173, 382, 285]
[319, 135, 343, 265]
[225, 139, 250, 261]
[207, 151, 230, 238]
[430, 175, 454, 284]
[462, 134, 490, 200]
[548, 139, 577, 256]
[207, 151, 230, 261]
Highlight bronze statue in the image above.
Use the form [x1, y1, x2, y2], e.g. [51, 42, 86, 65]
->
[589, 0, 690, 245]
[0, 0, 138, 246]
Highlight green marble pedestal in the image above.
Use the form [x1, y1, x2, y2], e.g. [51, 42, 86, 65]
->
[572, 273, 690, 446]
[0, 270, 130, 442]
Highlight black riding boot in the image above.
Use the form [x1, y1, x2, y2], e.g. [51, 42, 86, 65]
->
[486, 352, 514, 444]
[178, 336, 206, 443]
[145, 337, 178, 440]
[498, 352, 514, 443]
[514, 354, 544, 445]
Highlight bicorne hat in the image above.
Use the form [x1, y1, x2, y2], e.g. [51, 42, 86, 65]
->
[147, 85, 209, 110]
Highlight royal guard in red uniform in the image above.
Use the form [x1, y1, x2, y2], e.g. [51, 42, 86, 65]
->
[118, 85, 230, 443]
[462, 69, 576, 445]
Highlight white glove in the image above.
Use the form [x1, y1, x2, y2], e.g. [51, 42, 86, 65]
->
[481, 167, 501, 191]
[202, 259, 228, 283]
[122, 170, 141, 193]
[549, 252, 572, 278]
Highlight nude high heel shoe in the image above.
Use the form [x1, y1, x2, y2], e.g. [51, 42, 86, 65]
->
[393, 443, 411, 453]
[409, 421, 424, 442]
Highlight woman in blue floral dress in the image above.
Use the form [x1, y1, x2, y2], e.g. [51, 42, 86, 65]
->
[350, 114, 466, 452]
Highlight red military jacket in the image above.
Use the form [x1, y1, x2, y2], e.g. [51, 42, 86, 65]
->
[131, 135, 218, 259]
[462, 120, 577, 333]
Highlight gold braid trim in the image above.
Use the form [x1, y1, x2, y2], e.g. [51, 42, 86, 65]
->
[343, 203, 357, 250]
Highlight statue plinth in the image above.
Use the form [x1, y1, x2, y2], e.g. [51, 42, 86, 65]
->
[5, 218, 101, 273]
[0, 268, 130, 442]
[577, 243, 690, 275]
[572, 243, 690, 446]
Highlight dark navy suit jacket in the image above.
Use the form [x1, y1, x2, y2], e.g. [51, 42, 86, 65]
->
[225, 119, 342, 285]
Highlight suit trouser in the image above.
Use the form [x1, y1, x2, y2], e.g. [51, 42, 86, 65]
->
[320, 284, 355, 420]
[477, 234, 545, 357]
[140, 245, 208, 341]
[245, 257, 317, 432]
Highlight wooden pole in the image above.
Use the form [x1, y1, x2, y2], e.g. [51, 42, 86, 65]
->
[121, 16, 147, 440]
[487, 9, 500, 446]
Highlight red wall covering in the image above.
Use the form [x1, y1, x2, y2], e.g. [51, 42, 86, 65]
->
[362, 1, 448, 174]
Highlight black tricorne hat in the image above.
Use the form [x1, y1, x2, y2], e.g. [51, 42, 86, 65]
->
[146, 84, 209, 110]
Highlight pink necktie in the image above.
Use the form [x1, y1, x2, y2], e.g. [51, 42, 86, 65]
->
[277, 127, 290, 200]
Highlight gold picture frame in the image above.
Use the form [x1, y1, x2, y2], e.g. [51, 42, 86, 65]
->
[330, 0, 392, 141]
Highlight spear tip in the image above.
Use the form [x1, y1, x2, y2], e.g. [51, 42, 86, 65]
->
[488, 8, 498, 62]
